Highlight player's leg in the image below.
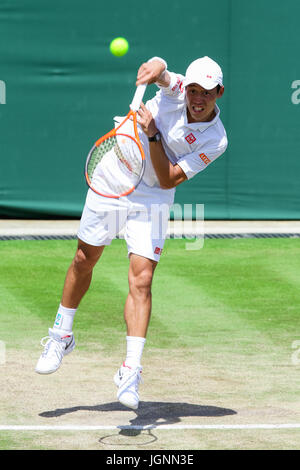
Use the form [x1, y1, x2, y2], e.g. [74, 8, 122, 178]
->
[114, 202, 168, 409]
[114, 254, 157, 410]
[35, 240, 104, 375]
[61, 239, 104, 309]
[35, 203, 125, 375]
[124, 253, 157, 339]
[51, 239, 105, 335]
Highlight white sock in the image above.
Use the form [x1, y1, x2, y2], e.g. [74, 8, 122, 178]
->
[125, 336, 146, 369]
[53, 304, 77, 335]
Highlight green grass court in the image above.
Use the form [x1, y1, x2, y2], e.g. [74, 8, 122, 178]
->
[1, 237, 300, 449]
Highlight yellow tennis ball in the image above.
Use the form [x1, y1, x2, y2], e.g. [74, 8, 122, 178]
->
[110, 37, 129, 57]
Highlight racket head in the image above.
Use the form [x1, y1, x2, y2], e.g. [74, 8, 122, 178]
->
[85, 111, 146, 198]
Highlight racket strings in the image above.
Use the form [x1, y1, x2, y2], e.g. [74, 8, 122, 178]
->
[114, 137, 142, 177]
[114, 141, 140, 177]
[86, 133, 144, 197]
[87, 136, 116, 177]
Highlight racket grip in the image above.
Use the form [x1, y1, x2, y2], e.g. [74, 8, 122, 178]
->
[130, 84, 147, 111]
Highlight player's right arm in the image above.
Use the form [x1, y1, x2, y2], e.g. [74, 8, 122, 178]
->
[137, 102, 187, 189]
[136, 58, 171, 88]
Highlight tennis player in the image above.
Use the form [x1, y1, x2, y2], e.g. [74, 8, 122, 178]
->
[35, 55, 228, 410]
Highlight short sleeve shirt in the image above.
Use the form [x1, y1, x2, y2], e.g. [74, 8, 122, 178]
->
[143, 71, 228, 184]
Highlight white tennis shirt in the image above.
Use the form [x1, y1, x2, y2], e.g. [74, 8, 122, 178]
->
[85, 70, 227, 211]
[141, 71, 228, 187]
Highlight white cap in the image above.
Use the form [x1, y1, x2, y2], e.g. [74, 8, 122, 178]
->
[184, 56, 223, 90]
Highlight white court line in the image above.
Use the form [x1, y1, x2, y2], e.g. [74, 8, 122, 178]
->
[1, 424, 300, 431]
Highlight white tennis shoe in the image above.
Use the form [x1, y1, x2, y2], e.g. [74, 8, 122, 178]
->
[114, 362, 143, 410]
[35, 328, 75, 375]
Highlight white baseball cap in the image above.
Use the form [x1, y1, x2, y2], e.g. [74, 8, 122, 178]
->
[184, 56, 223, 90]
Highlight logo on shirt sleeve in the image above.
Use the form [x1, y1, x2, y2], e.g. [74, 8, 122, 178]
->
[185, 133, 196, 144]
[172, 76, 184, 93]
[199, 153, 211, 165]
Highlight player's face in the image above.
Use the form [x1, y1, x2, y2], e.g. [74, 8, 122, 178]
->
[185, 83, 224, 123]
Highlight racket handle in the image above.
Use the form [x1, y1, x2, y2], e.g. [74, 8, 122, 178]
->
[130, 84, 147, 111]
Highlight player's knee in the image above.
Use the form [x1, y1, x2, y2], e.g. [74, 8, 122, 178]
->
[129, 269, 153, 297]
[73, 246, 101, 273]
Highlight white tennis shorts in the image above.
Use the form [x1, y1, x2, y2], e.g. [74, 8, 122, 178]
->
[77, 183, 175, 262]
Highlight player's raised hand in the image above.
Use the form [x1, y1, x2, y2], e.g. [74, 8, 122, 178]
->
[136, 60, 168, 86]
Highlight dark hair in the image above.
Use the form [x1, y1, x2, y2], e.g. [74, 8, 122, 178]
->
[216, 84, 221, 93]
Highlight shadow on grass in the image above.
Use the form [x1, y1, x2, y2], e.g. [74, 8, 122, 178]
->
[39, 401, 237, 427]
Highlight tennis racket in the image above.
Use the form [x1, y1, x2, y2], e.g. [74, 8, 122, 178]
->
[85, 84, 147, 198]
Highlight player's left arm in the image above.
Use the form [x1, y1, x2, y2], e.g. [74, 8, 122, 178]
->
[148, 140, 187, 189]
[137, 102, 187, 189]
